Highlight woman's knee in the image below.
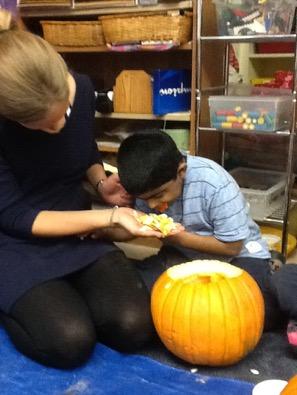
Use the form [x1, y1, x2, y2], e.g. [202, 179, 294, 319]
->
[3, 313, 97, 369]
[98, 308, 154, 352]
[119, 308, 154, 344]
[46, 318, 97, 368]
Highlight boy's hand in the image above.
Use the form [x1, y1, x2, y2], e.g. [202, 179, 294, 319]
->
[167, 223, 184, 236]
[91, 227, 134, 242]
[162, 230, 186, 245]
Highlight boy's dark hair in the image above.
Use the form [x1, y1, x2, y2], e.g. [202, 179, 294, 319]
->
[117, 130, 183, 195]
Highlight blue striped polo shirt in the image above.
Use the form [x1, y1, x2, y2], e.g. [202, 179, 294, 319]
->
[135, 155, 270, 260]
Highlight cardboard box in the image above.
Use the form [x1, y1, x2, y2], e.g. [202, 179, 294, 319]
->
[113, 70, 152, 114]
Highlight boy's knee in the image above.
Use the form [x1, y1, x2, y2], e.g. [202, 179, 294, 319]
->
[271, 264, 297, 318]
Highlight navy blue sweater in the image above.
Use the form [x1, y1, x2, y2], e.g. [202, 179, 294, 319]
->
[0, 73, 115, 313]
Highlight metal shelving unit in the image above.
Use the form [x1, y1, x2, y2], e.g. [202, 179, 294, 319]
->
[195, 0, 297, 257]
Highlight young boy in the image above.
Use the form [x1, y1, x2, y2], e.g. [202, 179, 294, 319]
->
[117, 131, 297, 341]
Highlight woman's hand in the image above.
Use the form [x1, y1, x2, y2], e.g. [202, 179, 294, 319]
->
[137, 212, 185, 237]
[110, 207, 166, 238]
[98, 173, 134, 207]
[112, 207, 184, 239]
[80, 208, 184, 242]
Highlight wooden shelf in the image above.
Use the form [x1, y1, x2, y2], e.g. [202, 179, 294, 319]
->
[19, 0, 192, 17]
[21, 0, 195, 151]
[95, 111, 191, 121]
[56, 45, 110, 53]
[54, 42, 192, 53]
[96, 140, 120, 153]
[249, 53, 294, 59]
[97, 144, 119, 153]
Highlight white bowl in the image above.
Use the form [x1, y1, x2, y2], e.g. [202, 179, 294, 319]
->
[253, 380, 288, 395]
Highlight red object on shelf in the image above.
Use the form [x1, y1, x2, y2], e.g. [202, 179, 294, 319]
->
[255, 42, 294, 54]
[254, 70, 293, 90]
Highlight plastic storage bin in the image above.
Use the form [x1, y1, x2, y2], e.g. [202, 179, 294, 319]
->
[209, 95, 292, 131]
[212, 0, 296, 36]
[229, 167, 286, 220]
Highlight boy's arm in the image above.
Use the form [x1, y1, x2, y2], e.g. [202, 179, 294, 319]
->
[163, 174, 247, 257]
[163, 231, 243, 257]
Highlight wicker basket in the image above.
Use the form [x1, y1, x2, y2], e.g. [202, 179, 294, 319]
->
[99, 12, 192, 45]
[40, 20, 105, 47]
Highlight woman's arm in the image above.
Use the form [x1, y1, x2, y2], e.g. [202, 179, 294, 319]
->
[31, 207, 163, 239]
[31, 209, 111, 237]
[164, 230, 243, 257]
[86, 163, 107, 191]
[86, 164, 134, 207]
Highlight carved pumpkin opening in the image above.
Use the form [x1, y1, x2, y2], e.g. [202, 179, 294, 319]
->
[167, 260, 243, 280]
[184, 273, 225, 284]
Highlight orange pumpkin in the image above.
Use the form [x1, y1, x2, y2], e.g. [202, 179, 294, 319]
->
[151, 260, 264, 366]
[281, 375, 297, 395]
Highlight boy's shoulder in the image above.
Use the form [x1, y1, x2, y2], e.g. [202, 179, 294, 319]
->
[186, 155, 229, 182]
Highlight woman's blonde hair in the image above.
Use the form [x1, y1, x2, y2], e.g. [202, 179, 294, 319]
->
[0, 14, 69, 123]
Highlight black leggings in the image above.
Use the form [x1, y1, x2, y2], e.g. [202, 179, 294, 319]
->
[0, 250, 154, 369]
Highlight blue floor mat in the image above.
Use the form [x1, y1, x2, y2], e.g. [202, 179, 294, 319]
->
[0, 327, 254, 395]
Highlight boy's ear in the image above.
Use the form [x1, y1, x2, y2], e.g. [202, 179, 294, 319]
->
[177, 161, 187, 180]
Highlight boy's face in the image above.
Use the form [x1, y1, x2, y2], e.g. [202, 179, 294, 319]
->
[138, 162, 186, 210]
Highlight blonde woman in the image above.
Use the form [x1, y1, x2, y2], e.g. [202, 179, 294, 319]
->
[0, 13, 177, 368]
